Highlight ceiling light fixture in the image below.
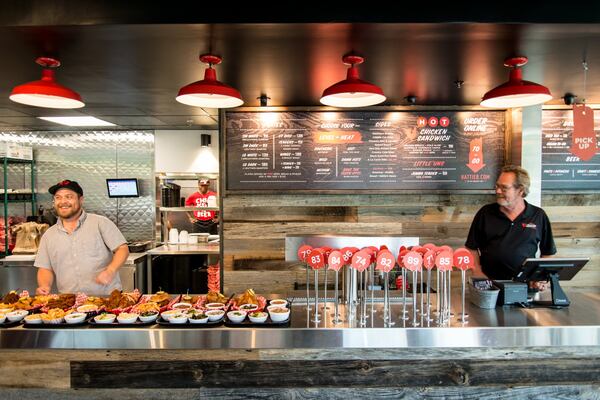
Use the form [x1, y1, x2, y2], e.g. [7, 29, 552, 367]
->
[38, 116, 115, 127]
[481, 56, 552, 108]
[320, 54, 386, 108]
[9, 57, 84, 109]
[176, 54, 243, 108]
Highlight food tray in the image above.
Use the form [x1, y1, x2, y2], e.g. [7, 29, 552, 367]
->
[23, 317, 92, 328]
[132, 294, 181, 314]
[88, 318, 158, 328]
[0, 320, 22, 329]
[156, 316, 223, 328]
[224, 299, 292, 327]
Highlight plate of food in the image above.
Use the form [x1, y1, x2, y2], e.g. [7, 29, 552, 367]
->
[229, 289, 267, 312]
[23, 308, 90, 328]
[156, 308, 224, 328]
[224, 298, 292, 327]
[88, 311, 157, 327]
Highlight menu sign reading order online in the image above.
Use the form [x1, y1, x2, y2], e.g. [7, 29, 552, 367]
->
[225, 111, 505, 190]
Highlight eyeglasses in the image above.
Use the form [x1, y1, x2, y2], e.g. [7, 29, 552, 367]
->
[495, 184, 516, 192]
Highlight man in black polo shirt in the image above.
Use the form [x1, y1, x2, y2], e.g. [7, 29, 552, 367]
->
[465, 165, 556, 289]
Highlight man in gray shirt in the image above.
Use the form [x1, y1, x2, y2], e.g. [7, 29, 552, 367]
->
[35, 180, 129, 295]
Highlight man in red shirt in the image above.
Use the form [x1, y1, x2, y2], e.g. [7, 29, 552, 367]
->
[186, 179, 218, 234]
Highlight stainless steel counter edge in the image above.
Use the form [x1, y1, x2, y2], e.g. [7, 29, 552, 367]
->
[1, 325, 599, 349]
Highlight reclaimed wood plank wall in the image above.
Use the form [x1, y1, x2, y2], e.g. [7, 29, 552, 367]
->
[222, 193, 600, 293]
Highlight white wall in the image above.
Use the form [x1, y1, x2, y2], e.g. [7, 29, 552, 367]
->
[154, 130, 219, 173]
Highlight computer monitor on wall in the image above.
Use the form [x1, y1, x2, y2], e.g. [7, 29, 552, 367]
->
[106, 178, 140, 198]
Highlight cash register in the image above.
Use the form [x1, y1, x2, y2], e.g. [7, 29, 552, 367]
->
[514, 257, 589, 308]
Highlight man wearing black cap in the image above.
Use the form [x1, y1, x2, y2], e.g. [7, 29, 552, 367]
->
[185, 179, 218, 234]
[34, 180, 129, 295]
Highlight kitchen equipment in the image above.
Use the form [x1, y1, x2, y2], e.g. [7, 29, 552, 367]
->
[187, 235, 198, 244]
[161, 183, 181, 207]
[168, 228, 179, 244]
[179, 230, 189, 244]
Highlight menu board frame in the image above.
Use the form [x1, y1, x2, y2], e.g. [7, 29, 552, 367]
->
[222, 106, 510, 194]
[541, 106, 600, 192]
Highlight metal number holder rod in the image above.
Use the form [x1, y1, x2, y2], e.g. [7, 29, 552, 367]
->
[411, 270, 419, 326]
[419, 267, 424, 325]
[311, 269, 321, 323]
[323, 268, 329, 311]
[401, 267, 409, 320]
[435, 268, 440, 315]
[370, 263, 375, 318]
[438, 269, 446, 325]
[448, 271, 453, 317]
[333, 269, 342, 325]
[459, 269, 468, 324]
[426, 269, 433, 322]
[359, 269, 367, 327]
[305, 263, 311, 310]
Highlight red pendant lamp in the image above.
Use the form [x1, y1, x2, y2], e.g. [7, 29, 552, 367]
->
[320, 54, 386, 108]
[176, 54, 243, 108]
[481, 56, 552, 108]
[9, 57, 84, 109]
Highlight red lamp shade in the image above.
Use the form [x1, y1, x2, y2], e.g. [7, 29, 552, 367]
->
[9, 57, 84, 109]
[320, 54, 386, 108]
[176, 54, 243, 108]
[481, 56, 552, 108]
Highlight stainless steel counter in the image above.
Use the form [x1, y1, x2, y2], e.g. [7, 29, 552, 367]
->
[1, 291, 599, 349]
[146, 243, 219, 255]
[0, 252, 148, 266]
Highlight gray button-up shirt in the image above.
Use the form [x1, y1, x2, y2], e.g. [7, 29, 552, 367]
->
[34, 210, 127, 295]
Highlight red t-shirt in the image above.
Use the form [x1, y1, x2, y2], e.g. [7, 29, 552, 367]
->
[185, 191, 217, 221]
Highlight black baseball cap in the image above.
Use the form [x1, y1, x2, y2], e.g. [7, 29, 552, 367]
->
[49, 180, 84, 196]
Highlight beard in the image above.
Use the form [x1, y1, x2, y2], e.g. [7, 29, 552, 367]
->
[55, 202, 81, 219]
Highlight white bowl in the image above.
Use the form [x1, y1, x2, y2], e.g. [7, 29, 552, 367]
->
[64, 312, 87, 324]
[24, 314, 43, 324]
[169, 313, 188, 324]
[205, 302, 226, 310]
[139, 312, 159, 323]
[238, 303, 259, 312]
[171, 302, 192, 311]
[0, 307, 14, 314]
[77, 304, 99, 313]
[161, 310, 179, 321]
[6, 310, 28, 322]
[205, 309, 224, 321]
[94, 313, 116, 324]
[0, 313, 6, 324]
[268, 307, 290, 322]
[269, 299, 288, 308]
[248, 311, 268, 323]
[227, 310, 247, 323]
[117, 313, 139, 324]
[188, 313, 209, 324]
[42, 317, 64, 324]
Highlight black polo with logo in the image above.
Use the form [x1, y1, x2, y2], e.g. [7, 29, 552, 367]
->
[465, 201, 557, 280]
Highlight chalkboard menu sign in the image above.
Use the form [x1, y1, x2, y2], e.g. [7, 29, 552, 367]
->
[225, 110, 505, 191]
[542, 109, 600, 190]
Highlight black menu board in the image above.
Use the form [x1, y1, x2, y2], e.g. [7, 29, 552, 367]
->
[225, 110, 505, 191]
[542, 109, 600, 190]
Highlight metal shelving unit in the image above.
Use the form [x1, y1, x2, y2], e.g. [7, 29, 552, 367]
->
[2, 157, 36, 257]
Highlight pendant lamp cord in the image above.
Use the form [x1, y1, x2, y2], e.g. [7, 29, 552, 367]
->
[582, 60, 588, 105]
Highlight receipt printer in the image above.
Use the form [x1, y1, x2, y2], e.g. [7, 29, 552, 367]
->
[493, 280, 528, 305]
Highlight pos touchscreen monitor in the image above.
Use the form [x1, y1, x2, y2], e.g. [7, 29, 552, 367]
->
[515, 257, 589, 308]
[106, 178, 139, 198]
